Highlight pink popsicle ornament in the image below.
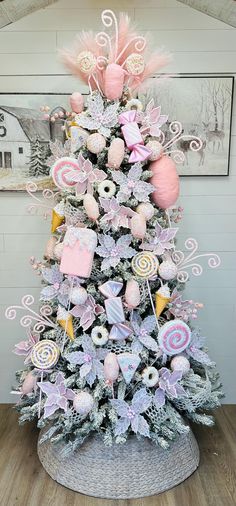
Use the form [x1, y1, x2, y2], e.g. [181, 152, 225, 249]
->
[60, 227, 97, 278]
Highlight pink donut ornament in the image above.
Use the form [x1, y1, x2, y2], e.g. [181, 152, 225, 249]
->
[107, 138, 125, 169]
[104, 63, 125, 101]
[149, 155, 180, 209]
[104, 352, 120, 383]
[51, 157, 80, 190]
[69, 92, 84, 114]
[158, 319, 191, 356]
[125, 279, 141, 309]
[130, 213, 146, 239]
[83, 194, 100, 221]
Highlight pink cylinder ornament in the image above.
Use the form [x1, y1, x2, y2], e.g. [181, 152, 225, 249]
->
[45, 236, 57, 259]
[22, 371, 36, 395]
[104, 352, 119, 382]
[107, 138, 125, 169]
[69, 92, 84, 113]
[130, 213, 146, 239]
[104, 63, 125, 101]
[60, 227, 97, 278]
[83, 194, 100, 221]
[149, 156, 180, 209]
[125, 279, 140, 309]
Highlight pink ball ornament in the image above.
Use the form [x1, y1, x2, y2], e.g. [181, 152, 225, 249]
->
[107, 138, 125, 169]
[146, 139, 163, 161]
[70, 286, 87, 305]
[171, 355, 190, 375]
[22, 371, 36, 395]
[130, 213, 146, 239]
[104, 352, 119, 382]
[69, 92, 84, 114]
[104, 63, 125, 101]
[87, 133, 106, 154]
[136, 202, 154, 220]
[73, 391, 94, 415]
[83, 194, 100, 221]
[125, 279, 141, 309]
[149, 155, 180, 209]
[159, 257, 178, 281]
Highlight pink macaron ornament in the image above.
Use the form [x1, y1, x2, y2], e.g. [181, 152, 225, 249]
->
[149, 155, 180, 209]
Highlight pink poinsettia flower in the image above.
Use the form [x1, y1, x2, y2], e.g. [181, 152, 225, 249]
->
[70, 294, 104, 331]
[137, 99, 168, 138]
[99, 197, 136, 230]
[38, 372, 75, 419]
[140, 223, 178, 256]
[69, 153, 107, 195]
[14, 330, 39, 364]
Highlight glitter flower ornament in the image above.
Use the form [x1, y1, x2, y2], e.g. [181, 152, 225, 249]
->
[154, 368, 186, 409]
[14, 330, 39, 364]
[141, 223, 178, 256]
[131, 313, 159, 354]
[70, 152, 107, 195]
[137, 99, 168, 138]
[186, 330, 215, 366]
[113, 163, 155, 203]
[78, 93, 119, 138]
[66, 335, 107, 386]
[167, 289, 203, 322]
[40, 265, 72, 307]
[99, 197, 136, 230]
[38, 372, 75, 419]
[96, 234, 136, 271]
[111, 388, 152, 437]
[70, 294, 104, 331]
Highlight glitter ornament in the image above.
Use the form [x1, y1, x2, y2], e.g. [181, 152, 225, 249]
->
[77, 51, 97, 74]
[70, 286, 88, 305]
[130, 213, 146, 239]
[159, 257, 178, 281]
[87, 133, 106, 154]
[104, 63, 125, 101]
[83, 194, 100, 221]
[107, 138, 125, 169]
[22, 371, 36, 395]
[31, 340, 60, 370]
[171, 355, 190, 375]
[149, 156, 179, 210]
[125, 53, 145, 75]
[158, 320, 191, 356]
[91, 326, 109, 346]
[132, 251, 159, 278]
[73, 391, 94, 415]
[136, 202, 155, 220]
[142, 366, 159, 387]
[125, 279, 141, 309]
[104, 352, 119, 382]
[146, 140, 163, 161]
[98, 180, 116, 198]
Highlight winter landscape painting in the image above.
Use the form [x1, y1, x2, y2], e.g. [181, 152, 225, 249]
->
[0, 93, 71, 190]
[139, 75, 234, 176]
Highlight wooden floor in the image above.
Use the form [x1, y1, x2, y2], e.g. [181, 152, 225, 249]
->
[0, 405, 235, 506]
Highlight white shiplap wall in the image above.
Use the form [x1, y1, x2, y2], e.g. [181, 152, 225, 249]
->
[0, 0, 236, 402]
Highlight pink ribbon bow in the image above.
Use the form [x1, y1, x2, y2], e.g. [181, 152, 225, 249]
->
[118, 110, 151, 163]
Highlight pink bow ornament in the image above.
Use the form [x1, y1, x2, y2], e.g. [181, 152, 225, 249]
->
[118, 110, 151, 163]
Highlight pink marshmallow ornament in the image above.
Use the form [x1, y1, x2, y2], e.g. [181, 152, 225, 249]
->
[83, 194, 100, 221]
[125, 279, 140, 309]
[107, 138, 125, 169]
[104, 63, 125, 101]
[130, 213, 146, 239]
[149, 155, 180, 209]
[104, 352, 119, 383]
[45, 236, 57, 259]
[69, 92, 84, 113]
[22, 371, 37, 395]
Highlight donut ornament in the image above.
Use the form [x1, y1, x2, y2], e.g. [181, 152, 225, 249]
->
[132, 251, 159, 279]
[158, 320, 191, 356]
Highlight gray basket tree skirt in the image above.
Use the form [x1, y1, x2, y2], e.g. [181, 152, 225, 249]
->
[37, 428, 200, 499]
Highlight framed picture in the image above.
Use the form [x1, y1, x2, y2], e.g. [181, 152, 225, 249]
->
[0, 92, 72, 190]
[139, 74, 234, 176]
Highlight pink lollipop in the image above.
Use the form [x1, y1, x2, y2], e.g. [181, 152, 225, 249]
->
[51, 157, 81, 189]
[158, 319, 191, 356]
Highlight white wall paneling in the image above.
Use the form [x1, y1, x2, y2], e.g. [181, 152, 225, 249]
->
[0, 0, 236, 403]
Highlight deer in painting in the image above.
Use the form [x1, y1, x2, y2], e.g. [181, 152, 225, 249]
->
[202, 122, 225, 153]
[177, 126, 206, 166]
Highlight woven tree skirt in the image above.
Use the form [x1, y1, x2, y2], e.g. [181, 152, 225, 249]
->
[38, 429, 200, 499]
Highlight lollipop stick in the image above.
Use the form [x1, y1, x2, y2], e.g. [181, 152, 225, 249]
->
[38, 371, 43, 418]
[146, 280, 160, 330]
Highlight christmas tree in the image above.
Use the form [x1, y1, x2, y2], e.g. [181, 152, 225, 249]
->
[7, 10, 223, 454]
[28, 136, 50, 177]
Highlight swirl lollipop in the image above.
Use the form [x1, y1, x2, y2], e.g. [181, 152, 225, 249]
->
[51, 157, 80, 189]
[132, 251, 159, 279]
[158, 319, 191, 356]
[31, 339, 60, 370]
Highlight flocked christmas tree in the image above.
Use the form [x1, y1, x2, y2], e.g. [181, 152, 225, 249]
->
[6, 10, 223, 452]
[28, 136, 50, 177]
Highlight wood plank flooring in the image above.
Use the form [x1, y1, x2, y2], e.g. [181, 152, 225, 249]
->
[0, 404, 235, 506]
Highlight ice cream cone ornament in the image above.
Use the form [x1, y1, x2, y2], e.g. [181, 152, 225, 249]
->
[51, 202, 65, 233]
[57, 306, 74, 341]
[155, 285, 171, 317]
